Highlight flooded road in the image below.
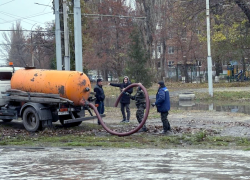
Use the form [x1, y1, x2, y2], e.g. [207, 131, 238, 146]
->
[0, 147, 250, 179]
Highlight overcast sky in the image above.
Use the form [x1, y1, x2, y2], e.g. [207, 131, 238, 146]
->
[0, 0, 135, 64]
[0, 0, 54, 63]
[0, 0, 54, 32]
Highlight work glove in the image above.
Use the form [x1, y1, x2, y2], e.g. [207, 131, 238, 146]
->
[151, 103, 155, 107]
[124, 92, 130, 96]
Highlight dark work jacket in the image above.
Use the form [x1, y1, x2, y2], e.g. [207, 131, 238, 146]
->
[110, 82, 133, 104]
[130, 89, 146, 108]
[94, 84, 105, 103]
[155, 86, 170, 112]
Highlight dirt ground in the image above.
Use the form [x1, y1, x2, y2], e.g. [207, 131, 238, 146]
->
[98, 109, 250, 137]
[2, 109, 250, 138]
[167, 110, 250, 137]
[1, 86, 250, 138]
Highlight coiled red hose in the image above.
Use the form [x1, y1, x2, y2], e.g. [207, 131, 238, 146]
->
[89, 83, 150, 136]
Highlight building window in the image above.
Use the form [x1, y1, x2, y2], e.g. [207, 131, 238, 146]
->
[168, 61, 175, 68]
[158, 62, 161, 68]
[157, 45, 161, 53]
[156, 23, 162, 30]
[222, 60, 228, 66]
[168, 32, 173, 39]
[196, 29, 201, 35]
[181, 29, 187, 39]
[168, 46, 174, 54]
[196, 60, 202, 67]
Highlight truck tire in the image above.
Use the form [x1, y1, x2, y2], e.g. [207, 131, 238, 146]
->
[2, 119, 13, 122]
[23, 107, 41, 132]
[59, 113, 82, 127]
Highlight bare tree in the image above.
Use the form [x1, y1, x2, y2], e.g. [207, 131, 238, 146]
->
[85, 0, 134, 79]
[28, 25, 56, 69]
[1, 21, 30, 66]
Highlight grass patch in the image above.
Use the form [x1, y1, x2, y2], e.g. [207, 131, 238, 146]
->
[195, 91, 250, 101]
[1, 129, 250, 150]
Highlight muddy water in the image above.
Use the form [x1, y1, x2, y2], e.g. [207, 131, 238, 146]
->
[0, 147, 250, 179]
[105, 98, 250, 115]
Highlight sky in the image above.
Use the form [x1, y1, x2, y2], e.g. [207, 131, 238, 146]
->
[0, 0, 55, 63]
[0, 0, 135, 64]
[0, 0, 135, 38]
[0, 0, 54, 32]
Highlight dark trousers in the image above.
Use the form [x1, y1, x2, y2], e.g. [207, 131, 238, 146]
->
[136, 104, 147, 130]
[97, 101, 104, 114]
[120, 103, 130, 120]
[161, 111, 171, 131]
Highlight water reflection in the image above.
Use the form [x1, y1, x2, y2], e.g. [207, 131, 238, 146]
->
[173, 100, 250, 115]
[178, 100, 195, 107]
[105, 98, 250, 115]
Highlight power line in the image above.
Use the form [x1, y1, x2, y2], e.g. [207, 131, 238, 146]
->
[0, 43, 55, 45]
[68, 13, 146, 19]
[0, 30, 55, 32]
[0, 11, 54, 25]
[0, 11, 37, 26]
[0, 0, 14, 7]
[41, 0, 53, 12]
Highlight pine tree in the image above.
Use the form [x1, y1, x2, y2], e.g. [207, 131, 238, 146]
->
[127, 28, 152, 88]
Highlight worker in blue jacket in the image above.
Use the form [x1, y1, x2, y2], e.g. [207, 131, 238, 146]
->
[151, 81, 171, 134]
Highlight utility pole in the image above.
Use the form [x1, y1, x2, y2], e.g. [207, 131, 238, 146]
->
[206, 0, 213, 97]
[54, 0, 62, 70]
[63, 0, 70, 70]
[74, 0, 83, 72]
[30, 23, 36, 67]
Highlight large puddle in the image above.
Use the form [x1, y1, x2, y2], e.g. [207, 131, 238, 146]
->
[0, 147, 249, 179]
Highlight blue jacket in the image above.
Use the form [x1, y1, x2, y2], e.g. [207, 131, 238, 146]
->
[155, 86, 170, 112]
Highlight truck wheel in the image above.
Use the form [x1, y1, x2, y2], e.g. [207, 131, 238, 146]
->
[2, 119, 13, 122]
[23, 107, 41, 132]
[59, 113, 82, 127]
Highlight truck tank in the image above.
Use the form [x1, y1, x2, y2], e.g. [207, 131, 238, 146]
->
[11, 69, 91, 106]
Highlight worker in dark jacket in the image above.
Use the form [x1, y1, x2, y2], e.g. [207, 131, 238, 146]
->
[94, 78, 105, 125]
[108, 76, 133, 123]
[129, 85, 147, 132]
[151, 81, 171, 134]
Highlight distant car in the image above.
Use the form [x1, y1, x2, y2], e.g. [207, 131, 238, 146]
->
[88, 75, 103, 82]
[88, 75, 96, 82]
[108, 76, 119, 82]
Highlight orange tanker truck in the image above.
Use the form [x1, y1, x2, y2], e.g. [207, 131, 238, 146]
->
[0, 65, 103, 132]
[0, 64, 150, 136]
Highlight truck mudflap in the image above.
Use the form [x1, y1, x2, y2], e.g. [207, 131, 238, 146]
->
[63, 114, 106, 124]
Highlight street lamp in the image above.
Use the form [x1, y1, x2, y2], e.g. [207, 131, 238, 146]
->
[34, 3, 52, 7]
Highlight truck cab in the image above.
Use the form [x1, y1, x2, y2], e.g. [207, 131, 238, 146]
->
[0, 65, 23, 106]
